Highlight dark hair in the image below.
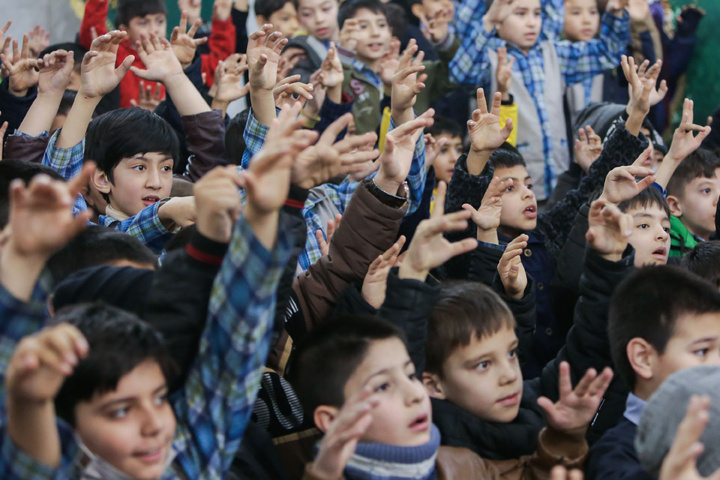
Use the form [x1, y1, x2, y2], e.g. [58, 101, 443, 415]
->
[58, 90, 77, 117]
[116, 0, 167, 28]
[426, 281, 515, 375]
[683, 241, 720, 289]
[609, 266, 720, 389]
[225, 108, 250, 165]
[384, 2, 408, 39]
[38, 43, 88, 74]
[287, 315, 405, 414]
[618, 185, 671, 219]
[667, 148, 720, 198]
[255, 0, 292, 18]
[84, 108, 179, 185]
[338, 0, 387, 28]
[426, 115, 464, 143]
[0, 159, 64, 228]
[53, 302, 177, 426]
[488, 143, 526, 170]
[47, 225, 156, 284]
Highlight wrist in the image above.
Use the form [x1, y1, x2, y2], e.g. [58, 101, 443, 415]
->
[244, 206, 279, 249]
[162, 72, 189, 91]
[373, 172, 403, 197]
[477, 229, 498, 244]
[9, 85, 29, 97]
[398, 262, 428, 282]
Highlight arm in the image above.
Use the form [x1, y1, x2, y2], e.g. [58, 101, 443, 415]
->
[78, 0, 109, 49]
[200, 1, 237, 87]
[247, 26, 286, 128]
[99, 200, 175, 254]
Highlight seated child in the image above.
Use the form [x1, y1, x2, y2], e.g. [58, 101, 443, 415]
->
[255, 0, 300, 38]
[586, 265, 720, 480]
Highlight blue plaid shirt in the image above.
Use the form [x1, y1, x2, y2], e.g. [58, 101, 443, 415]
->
[450, 1, 629, 194]
[41, 130, 174, 254]
[0, 214, 292, 480]
[241, 110, 427, 270]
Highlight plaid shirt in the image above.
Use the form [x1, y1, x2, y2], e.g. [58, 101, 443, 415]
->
[241, 111, 427, 270]
[41, 130, 173, 254]
[0, 214, 292, 480]
[450, 2, 629, 193]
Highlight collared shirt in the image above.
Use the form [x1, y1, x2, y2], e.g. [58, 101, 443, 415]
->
[0, 214, 293, 480]
[241, 110, 427, 270]
[623, 392, 647, 426]
[450, 0, 629, 194]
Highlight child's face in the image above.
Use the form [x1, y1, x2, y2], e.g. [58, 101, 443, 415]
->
[296, 0, 339, 41]
[626, 204, 671, 267]
[433, 134, 463, 184]
[414, 0, 456, 23]
[494, 164, 538, 237]
[671, 169, 720, 241]
[431, 326, 522, 423]
[563, 0, 600, 42]
[350, 8, 391, 69]
[103, 152, 173, 217]
[74, 359, 176, 480]
[496, 0, 542, 54]
[342, 337, 432, 446]
[260, 3, 300, 38]
[122, 14, 168, 47]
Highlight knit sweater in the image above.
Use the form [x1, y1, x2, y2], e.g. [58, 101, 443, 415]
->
[669, 215, 700, 258]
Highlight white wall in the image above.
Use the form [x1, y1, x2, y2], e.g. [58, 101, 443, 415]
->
[2, 0, 82, 46]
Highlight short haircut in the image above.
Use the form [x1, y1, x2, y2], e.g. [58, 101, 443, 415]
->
[38, 43, 88, 74]
[609, 266, 720, 389]
[116, 0, 167, 27]
[384, 2, 408, 39]
[57, 90, 77, 116]
[287, 315, 405, 414]
[84, 107, 179, 184]
[426, 115, 464, 142]
[618, 185, 671, 219]
[0, 159, 64, 228]
[338, 0, 387, 28]
[53, 302, 177, 426]
[666, 148, 720, 198]
[47, 225, 156, 284]
[225, 109, 250, 165]
[488, 143, 526, 170]
[254, 0, 292, 18]
[683, 241, 720, 289]
[425, 281, 516, 376]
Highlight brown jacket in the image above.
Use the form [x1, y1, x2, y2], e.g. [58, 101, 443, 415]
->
[5, 133, 49, 163]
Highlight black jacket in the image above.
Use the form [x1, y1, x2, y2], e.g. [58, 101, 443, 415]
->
[586, 418, 653, 480]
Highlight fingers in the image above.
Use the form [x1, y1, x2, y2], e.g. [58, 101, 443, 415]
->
[476, 88, 487, 114]
[188, 18, 203, 38]
[320, 112, 353, 145]
[490, 91, 502, 117]
[68, 162, 97, 199]
[433, 180, 447, 217]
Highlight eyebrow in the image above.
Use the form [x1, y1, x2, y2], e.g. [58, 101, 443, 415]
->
[98, 384, 167, 410]
[363, 360, 413, 385]
[689, 337, 718, 346]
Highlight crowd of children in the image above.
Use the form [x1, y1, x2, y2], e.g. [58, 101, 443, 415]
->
[0, 0, 719, 478]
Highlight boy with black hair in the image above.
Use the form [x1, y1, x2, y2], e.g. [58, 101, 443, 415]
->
[255, 0, 299, 38]
[425, 116, 464, 186]
[683, 241, 720, 289]
[284, 0, 340, 83]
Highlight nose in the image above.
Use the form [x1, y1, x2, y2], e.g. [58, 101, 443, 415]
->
[403, 376, 426, 406]
[314, 10, 324, 25]
[140, 406, 163, 437]
[657, 225, 669, 242]
[521, 185, 534, 200]
[146, 167, 162, 189]
[498, 358, 519, 386]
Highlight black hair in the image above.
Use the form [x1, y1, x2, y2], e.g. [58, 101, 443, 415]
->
[683, 241, 720, 289]
[287, 315, 405, 414]
[53, 302, 177, 426]
[426, 281, 515, 376]
[255, 0, 293, 18]
[0, 159, 64, 228]
[667, 148, 720, 198]
[47, 225, 156, 284]
[58, 90, 77, 117]
[426, 115, 464, 142]
[225, 108, 250, 165]
[38, 43, 88, 74]
[609, 266, 720, 389]
[338, 0, 387, 28]
[618, 185, 671, 219]
[115, 0, 167, 28]
[84, 107, 179, 186]
[384, 2, 408, 39]
[488, 143, 526, 170]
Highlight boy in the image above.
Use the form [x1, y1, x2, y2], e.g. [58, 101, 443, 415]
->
[562, 0, 603, 112]
[284, 0, 340, 83]
[586, 265, 720, 480]
[256, 0, 300, 38]
[449, 0, 630, 200]
[426, 116, 464, 185]
[79, 0, 235, 107]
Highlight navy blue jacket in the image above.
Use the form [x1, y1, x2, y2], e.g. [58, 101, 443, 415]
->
[587, 418, 653, 480]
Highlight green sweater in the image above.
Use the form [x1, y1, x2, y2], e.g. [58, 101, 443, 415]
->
[669, 215, 700, 258]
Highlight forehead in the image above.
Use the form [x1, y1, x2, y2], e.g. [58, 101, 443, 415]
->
[346, 338, 410, 387]
[273, 3, 298, 15]
[564, 0, 598, 7]
[447, 326, 517, 362]
[436, 133, 463, 144]
[132, 13, 166, 21]
[510, 0, 541, 9]
[688, 170, 720, 186]
[88, 359, 166, 405]
[671, 312, 720, 341]
[298, 0, 335, 9]
[627, 204, 669, 222]
[494, 164, 530, 180]
[353, 7, 387, 21]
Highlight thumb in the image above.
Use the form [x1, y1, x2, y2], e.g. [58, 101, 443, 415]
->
[117, 55, 135, 79]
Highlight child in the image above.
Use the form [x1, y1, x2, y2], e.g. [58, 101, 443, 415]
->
[255, 0, 300, 38]
[449, 0, 630, 200]
[284, 0, 340, 82]
[562, 0, 603, 113]
[586, 265, 720, 480]
[426, 116, 464, 186]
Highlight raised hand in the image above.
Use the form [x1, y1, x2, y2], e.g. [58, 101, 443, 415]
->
[171, 11, 208, 69]
[622, 56, 657, 118]
[463, 175, 512, 243]
[586, 198, 633, 261]
[418, 7, 454, 43]
[361, 237, 406, 309]
[131, 33, 184, 84]
[317, 214, 342, 257]
[574, 126, 603, 174]
[378, 39, 401, 90]
[319, 42, 344, 89]
[1, 35, 39, 97]
[537, 361, 614, 434]
[606, 0, 629, 17]
[600, 162, 656, 205]
[496, 47, 514, 101]
[391, 40, 427, 124]
[339, 18, 359, 51]
[636, 59, 668, 108]
[213, 0, 234, 21]
[468, 88, 514, 154]
[130, 80, 163, 111]
[665, 98, 711, 164]
[79, 31, 135, 99]
[424, 133, 448, 171]
[247, 25, 286, 91]
[273, 78, 314, 109]
[27, 25, 50, 58]
[210, 55, 250, 104]
[194, 166, 243, 243]
[497, 234, 529, 299]
[399, 181, 478, 281]
[626, 0, 650, 21]
[37, 49, 75, 96]
[484, 0, 515, 32]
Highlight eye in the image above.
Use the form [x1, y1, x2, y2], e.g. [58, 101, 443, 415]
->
[108, 406, 129, 419]
[526, 183, 534, 191]
[133, 164, 146, 171]
[154, 393, 169, 406]
[637, 223, 649, 229]
[505, 185, 515, 193]
[439, 146, 449, 154]
[374, 382, 390, 393]
[408, 372, 419, 382]
[161, 165, 172, 172]
[322, 6, 332, 12]
[702, 188, 712, 194]
[475, 361, 490, 371]
[694, 348, 710, 357]
[663, 226, 671, 233]
[508, 348, 518, 360]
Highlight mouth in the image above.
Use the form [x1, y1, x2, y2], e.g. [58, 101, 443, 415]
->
[133, 447, 164, 464]
[652, 246, 667, 261]
[523, 204, 537, 218]
[316, 27, 329, 36]
[142, 195, 160, 206]
[524, 32, 537, 39]
[582, 29, 595, 36]
[408, 412, 430, 432]
[496, 392, 520, 406]
[367, 43, 384, 51]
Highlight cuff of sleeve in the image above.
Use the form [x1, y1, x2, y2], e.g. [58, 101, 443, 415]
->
[186, 230, 229, 265]
[432, 31, 455, 51]
[537, 426, 588, 463]
[366, 178, 409, 209]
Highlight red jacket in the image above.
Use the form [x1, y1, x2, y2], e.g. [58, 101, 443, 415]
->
[79, 0, 235, 108]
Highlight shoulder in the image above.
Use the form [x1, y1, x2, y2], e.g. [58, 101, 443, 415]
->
[437, 446, 498, 480]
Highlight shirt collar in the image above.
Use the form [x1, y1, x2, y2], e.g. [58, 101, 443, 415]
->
[623, 392, 647, 425]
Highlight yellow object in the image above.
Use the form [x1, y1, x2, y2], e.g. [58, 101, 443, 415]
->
[499, 101, 518, 147]
[378, 106, 392, 152]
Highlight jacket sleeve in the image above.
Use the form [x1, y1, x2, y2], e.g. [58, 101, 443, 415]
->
[201, 16, 236, 88]
[292, 179, 406, 330]
[79, 0, 109, 49]
[0, 79, 37, 137]
[180, 110, 227, 182]
[4, 133, 49, 164]
[492, 273, 537, 372]
[517, 427, 588, 480]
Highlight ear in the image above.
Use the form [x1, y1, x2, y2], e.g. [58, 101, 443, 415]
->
[666, 194, 683, 217]
[422, 372, 446, 399]
[313, 405, 340, 434]
[92, 169, 112, 195]
[411, 3, 426, 20]
[626, 338, 656, 383]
